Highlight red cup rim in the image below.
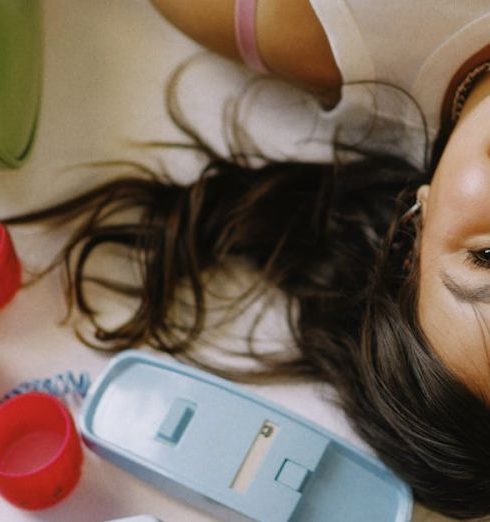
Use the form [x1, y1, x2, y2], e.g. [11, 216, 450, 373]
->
[0, 225, 8, 264]
[0, 392, 74, 478]
[0, 224, 18, 268]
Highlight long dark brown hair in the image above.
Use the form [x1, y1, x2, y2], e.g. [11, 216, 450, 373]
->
[6, 72, 490, 519]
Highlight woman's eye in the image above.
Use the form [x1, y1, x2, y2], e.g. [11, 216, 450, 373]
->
[468, 249, 490, 269]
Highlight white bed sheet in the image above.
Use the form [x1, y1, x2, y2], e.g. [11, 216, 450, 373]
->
[0, 1, 450, 520]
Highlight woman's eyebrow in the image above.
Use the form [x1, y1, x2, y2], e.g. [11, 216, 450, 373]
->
[442, 271, 490, 304]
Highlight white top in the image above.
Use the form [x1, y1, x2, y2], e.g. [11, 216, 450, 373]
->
[161, 3, 490, 171]
[308, 0, 490, 169]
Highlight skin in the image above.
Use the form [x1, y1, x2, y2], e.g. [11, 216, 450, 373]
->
[418, 73, 490, 397]
[150, 0, 342, 105]
[151, 0, 490, 395]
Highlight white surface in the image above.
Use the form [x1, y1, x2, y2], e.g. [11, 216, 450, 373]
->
[0, 1, 449, 521]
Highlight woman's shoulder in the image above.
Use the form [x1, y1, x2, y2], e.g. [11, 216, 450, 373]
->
[308, 0, 490, 82]
[309, 1, 490, 140]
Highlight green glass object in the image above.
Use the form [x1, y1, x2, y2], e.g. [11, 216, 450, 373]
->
[0, 1, 42, 168]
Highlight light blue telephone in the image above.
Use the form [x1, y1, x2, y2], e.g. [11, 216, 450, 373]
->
[80, 351, 412, 522]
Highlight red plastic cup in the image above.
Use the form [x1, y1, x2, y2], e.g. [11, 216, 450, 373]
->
[0, 392, 83, 509]
[0, 224, 21, 308]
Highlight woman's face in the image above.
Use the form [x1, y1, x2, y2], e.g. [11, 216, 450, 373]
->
[418, 77, 490, 395]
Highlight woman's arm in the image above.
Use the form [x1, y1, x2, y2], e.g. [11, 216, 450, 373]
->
[151, 0, 341, 99]
[150, 0, 240, 61]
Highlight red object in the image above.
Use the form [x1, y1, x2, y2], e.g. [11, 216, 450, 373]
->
[0, 224, 21, 308]
[0, 392, 83, 509]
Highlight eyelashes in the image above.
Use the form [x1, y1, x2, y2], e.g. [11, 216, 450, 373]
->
[467, 249, 490, 269]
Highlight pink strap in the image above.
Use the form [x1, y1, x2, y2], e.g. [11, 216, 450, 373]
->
[234, 0, 268, 72]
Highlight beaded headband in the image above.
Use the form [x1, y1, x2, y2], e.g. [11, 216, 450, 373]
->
[451, 60, 490, 124]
